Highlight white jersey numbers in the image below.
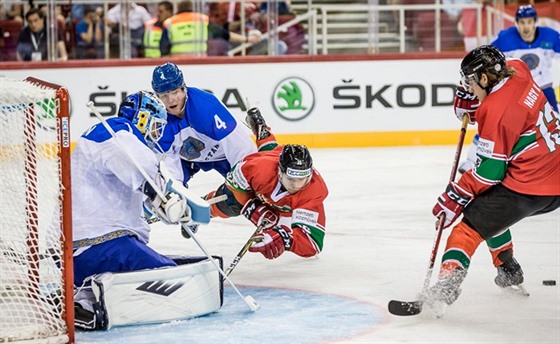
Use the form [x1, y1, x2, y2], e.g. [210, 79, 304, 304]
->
[214, 114, 227, 130]
[537, 103, 560, 153]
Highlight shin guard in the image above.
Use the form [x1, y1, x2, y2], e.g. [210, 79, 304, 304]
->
[439, 221, 484, 278]
[485, 228, 514, 267]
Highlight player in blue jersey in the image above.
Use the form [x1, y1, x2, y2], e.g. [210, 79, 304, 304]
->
[72, 91, 205, 329]
[151, 62, 256, 185]
[492, 4, 559, 113]
[456, 4, 560, 172]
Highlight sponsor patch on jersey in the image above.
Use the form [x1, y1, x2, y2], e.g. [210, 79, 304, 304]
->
[476, 137, 495, 158]
[293, 208, 319, 226]
[227, 162, 250, 190]
[286, 167, 312, 178]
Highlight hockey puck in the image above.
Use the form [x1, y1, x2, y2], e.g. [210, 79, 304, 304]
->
[542, 280, 556, 286]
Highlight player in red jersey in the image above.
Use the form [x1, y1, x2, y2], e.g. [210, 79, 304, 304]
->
[205, 108, 328, 260]
[427, 45, 560, 310]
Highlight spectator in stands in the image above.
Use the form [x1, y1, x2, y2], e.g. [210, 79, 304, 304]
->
[75, 6, 104, 59]
[208, 1, 259, 33]
[248, 1, 303, 55]
[208, 1, 264, 55]
[105, 2, 151, 58]
[71, 3, 102, 21]
[208, 20, 262, 56]
[0, 13, 24, 61]
[1, 2, 24, 23]
[160, 0, 208, 57]
[38, 4, 67, 24]
[16, 8, 67, 61]
[143, 1, 173, 58]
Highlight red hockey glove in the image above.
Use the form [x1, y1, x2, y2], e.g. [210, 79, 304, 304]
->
[249, 225, 292, 259]
[432, 182, 472, 229]
[454, 85, 479, 124]
[241, 198, 278, 229]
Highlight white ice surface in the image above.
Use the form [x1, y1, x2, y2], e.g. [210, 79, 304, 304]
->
[78, 146, 560, 343]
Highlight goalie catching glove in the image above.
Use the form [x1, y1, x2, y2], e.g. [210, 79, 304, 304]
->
[432, 182, 472, 229]
[241, 198, 278, 229]
[143, 162, 192, 225]
[453, 84, 479, 124]
[249, 225, 292, 259]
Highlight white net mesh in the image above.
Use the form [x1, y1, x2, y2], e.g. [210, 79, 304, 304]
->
[0, 78, 70, 343]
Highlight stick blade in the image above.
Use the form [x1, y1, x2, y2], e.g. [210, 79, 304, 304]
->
[245, 295, 260, 312]
[388, 300, 423, 316]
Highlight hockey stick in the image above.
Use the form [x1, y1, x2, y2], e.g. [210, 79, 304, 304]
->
[224, 219, 271, 277]
[388, 115, 469, 316]
[87, 101, 260, 312]
[426, 115, 470, 289]
[181, 224, 260, 312]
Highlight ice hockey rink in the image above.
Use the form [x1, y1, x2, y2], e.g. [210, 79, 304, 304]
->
[77, 145, 560, 344]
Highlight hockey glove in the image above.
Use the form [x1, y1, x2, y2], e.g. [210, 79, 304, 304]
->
[453, 85, 478, 124]
[241, 198, 278, 229]
[143, 173, 191, 225]
[432, 182, 472, 229]
[249, 225, 292, 259]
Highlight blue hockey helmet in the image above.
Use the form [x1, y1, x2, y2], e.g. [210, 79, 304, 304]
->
[151, 62, 186, 94]
[118, 91, 168, 144]
[515, 5, 537, 21]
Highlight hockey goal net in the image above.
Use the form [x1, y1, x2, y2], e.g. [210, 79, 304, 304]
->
[0, 77, 74, 343]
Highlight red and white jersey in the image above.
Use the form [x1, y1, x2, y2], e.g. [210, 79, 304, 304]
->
[459, 59, 560, 197]
[227, 147, 329, 258]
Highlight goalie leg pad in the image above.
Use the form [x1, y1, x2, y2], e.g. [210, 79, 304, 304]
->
[91, 256, 224, 329]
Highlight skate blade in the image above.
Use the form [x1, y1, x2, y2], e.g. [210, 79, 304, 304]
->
[501, 284, 530, 297]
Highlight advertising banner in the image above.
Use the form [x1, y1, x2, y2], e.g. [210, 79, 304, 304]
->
[2, 58, 473, 146]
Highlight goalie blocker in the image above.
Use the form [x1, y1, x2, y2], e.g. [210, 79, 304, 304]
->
[75, 256, 224, 330]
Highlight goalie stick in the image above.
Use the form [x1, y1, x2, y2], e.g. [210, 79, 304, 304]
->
[180, 223, 260, 312]
[87, 101, 260, 313]
[388, 115, 469, 316]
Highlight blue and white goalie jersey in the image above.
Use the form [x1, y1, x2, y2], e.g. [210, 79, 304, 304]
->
[491, 26, 560, 88]
[158, 87, 256, 183]
[72, 117, 159, 245]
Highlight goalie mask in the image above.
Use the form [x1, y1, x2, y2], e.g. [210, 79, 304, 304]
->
[118, 91, 168, 144]
[278, 144, 313, 194]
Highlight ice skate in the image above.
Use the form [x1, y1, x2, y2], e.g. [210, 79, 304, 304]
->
[495, 257, 523, 287]
[245, 107, 271, 140]
[420, 268, 466, 317]
[495, 257, 529, 296]
[74, 302, 107, 331]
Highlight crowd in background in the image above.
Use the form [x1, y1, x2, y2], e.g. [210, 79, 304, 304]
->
[0, 0, 557, 61]
[0, 0, 303, 61]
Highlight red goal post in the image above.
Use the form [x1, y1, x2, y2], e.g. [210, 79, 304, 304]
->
[0, 77, 74, 343]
